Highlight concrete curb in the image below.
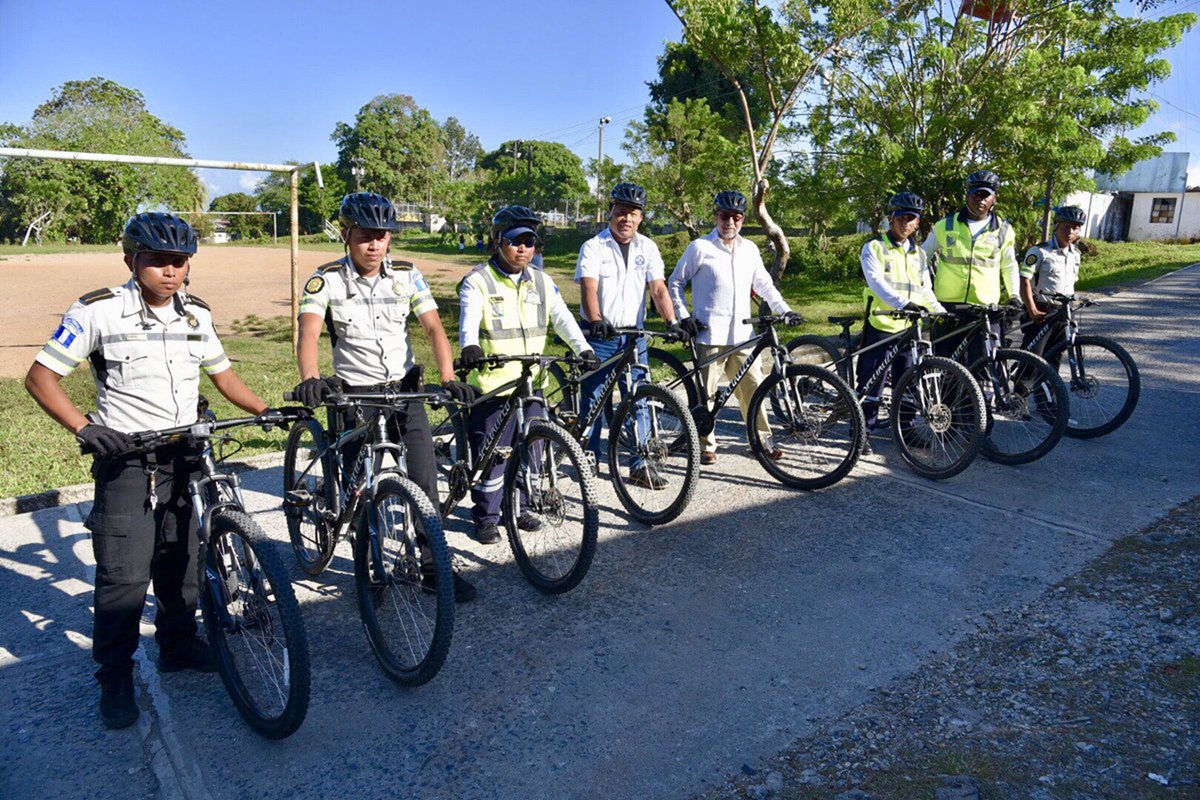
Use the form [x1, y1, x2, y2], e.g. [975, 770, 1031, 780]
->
[0, 451, 286, 518]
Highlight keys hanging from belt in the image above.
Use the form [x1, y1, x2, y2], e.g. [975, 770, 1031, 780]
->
[143, 452, 159, 511]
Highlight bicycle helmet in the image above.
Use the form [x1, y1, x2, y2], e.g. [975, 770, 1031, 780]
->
[714, 190, 748, 213]
[966, 170, 1001, 193]
[1054, 205, 1086, 224]
[490, 205, 542, 242]
[121, 212, 198, 256]
[887, 192, 926, 216]
[338, 192, 400, 232]
[610, 182, 647, 210]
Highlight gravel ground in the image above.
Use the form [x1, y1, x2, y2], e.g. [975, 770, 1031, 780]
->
[703, 497, 1200, 800]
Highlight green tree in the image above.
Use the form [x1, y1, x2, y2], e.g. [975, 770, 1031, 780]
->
[477, 140, 589, 211]
[209, 191, 268, 239]
[666, 0, 900, 280]
[0, 77, 203, 243]
[646, 40, 771, 140]
[441, 116, 484, 181]
[830, 1, 1196, 242]
[331, 94, 445, 203]
[584, 155, 627, 218]
[252, 162, 346, 236]
[625, 98, 743, 238]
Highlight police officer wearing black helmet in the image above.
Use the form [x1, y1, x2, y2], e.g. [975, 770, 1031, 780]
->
[26, 213, 280, 729]
[293, 192, 477, 602]
[1019, 204, 1086, 359]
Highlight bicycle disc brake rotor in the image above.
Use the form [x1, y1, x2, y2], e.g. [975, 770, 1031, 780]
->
[925, 403, 953, 434]
[533, 488, 566, 526]
[1073, 375, 1100, 399]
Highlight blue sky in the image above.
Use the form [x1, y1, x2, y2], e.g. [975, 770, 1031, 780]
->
[1, 0, 1198, 202]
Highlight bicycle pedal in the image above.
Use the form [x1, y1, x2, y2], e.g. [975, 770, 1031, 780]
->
[284, 489, 311, 507]
[495, 447, 513, 460]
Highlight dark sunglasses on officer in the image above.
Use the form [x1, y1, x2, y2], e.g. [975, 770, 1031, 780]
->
[502, 234, 540, 249]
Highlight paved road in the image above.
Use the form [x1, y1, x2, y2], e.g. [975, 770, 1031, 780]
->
[3, 266, 1198, 800]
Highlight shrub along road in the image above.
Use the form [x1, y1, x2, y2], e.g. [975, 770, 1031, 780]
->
[0, 266, 1197, 799]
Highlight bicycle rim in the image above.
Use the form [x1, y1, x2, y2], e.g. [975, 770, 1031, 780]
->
[1048, 335, 1140, 438]
[891, 357, 983, 480]
[971, 350, 1068, 465]
[608, 383, 700, 524]
[283, 419, 336, 575]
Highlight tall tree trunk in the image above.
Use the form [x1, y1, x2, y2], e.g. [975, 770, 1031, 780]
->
[753, 177, 790, 284]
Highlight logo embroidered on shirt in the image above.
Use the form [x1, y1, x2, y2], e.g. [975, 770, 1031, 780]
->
[304, 276, 325, 294]
[635, 255, 645, 267]
[52, 325, 76, 347]
[185, 313, 200, 329]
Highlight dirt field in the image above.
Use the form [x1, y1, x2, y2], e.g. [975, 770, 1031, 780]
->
[0, 246, 475, 378]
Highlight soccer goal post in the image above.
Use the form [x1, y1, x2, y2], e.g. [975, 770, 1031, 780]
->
[0, 146, 322, 349]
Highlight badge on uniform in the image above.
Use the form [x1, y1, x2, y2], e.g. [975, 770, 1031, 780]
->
[489, 295, 505, 316]
[635, 254, 645, 267]
[393, 277, 406, 296]
[304, 276, 325, 295]
[186, 312, 200, 329]
[1025, 253, 1040, 266]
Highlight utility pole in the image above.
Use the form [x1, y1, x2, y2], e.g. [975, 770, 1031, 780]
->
[596, 117, 611, 222]
[525, 145, 533, 208]
[1041, 0, 1071, 241]
[350, 156, 365, 192]
[512, 140, 522, 175]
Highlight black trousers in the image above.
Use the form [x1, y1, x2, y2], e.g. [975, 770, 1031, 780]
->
[85, 446, 200, 683]
[855, 323, 915, 431]
[338, 399, 438, 508]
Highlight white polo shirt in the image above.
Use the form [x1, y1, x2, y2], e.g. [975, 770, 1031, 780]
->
[668, 228, 791, 346]
[298, 255, 437, 386]
[574, 227, 665, 328]
[36, 278, 231, 433]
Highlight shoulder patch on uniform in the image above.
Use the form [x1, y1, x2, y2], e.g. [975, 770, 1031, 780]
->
[185, 294, 211, 311]
[304, 276, 325, 294]
[392, 260, 414, 271]
[317, 261, 342, 274]
[1024, 253, 1040, 266]
[78, 288, 115, 305]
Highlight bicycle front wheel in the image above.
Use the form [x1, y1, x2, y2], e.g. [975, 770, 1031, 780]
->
[890, 356, 984, 480]
[504, 420, 599, 594]
[608, 383, 701, 525]
[749, 363, 864, 490]
[354, 475, 454, 686]
[203, 511, 310, 739]
[282, 418, 337, 576]
[1045, 334, 1140, 439]
[970, 348, 1069, 465]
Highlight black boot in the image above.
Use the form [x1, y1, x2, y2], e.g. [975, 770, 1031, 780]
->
[99, 674, 138, 729]
[159, 637, 219, 673]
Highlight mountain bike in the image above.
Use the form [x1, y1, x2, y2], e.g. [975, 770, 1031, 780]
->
[85, 410, 312, 739]
[542, 327, 700, 525]
[432, 354, 600, 594]
[645, 314, 865, 490]
[281, 388, 454, 687]
[1015, 293, 1140, 439]
[785, 310, 986, 480]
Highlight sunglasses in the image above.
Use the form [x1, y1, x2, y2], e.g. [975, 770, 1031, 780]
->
[968, 188, 995, 198]
[503, 235, 540, 249]
[716, 211, 744, 222]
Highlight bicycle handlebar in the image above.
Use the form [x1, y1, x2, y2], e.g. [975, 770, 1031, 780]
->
[81, 409, 312, 455]
[610, 326, 686, 342]
[740, 313, 805, 326]
[453, 352, 583, 373]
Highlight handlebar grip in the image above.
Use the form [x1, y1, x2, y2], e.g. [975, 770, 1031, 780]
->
[283, 391, 297, 402]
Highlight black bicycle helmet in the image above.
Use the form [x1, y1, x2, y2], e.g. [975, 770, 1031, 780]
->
[966, 170, 1001, 193]
[714, 190, 748, 213]
[338, 192, 400, 232]
[610, 182, 647, 210]
[887, 192, 926, 216]
[1054, 205, 1086, 224]
[121, 213, 198, 256]
[490, 205, 542, 241]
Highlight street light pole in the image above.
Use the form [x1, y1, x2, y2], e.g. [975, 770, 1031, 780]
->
[596, 117, 611, 222]
[350, 156, 365, 192]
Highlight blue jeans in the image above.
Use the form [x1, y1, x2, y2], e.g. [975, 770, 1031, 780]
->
[578, 333, 650, 470]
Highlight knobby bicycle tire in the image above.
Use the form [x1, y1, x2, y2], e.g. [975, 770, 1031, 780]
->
[785, 334, 845, 379]
[354, 475, 454, 686]
[282, 418, 337, 576]
[503, 420, 599, 594]
[890, 356, 985, 480]
[969, 348, 1069, 465]
[1045, 334, 1140, 439]
[608, 382, 701, 525]
[203, 511, 310, 739]
[748, 363, 864, 490]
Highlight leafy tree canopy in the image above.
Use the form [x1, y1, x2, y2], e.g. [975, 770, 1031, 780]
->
[477, 140, 589, 211]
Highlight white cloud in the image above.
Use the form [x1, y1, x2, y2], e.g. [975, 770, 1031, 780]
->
[239, 172, 264, 192]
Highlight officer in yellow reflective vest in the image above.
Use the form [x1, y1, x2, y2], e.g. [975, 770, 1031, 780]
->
[856, 193, 945, 451]
[924, 169, 1019, 363]
[457, 206, 596, 544]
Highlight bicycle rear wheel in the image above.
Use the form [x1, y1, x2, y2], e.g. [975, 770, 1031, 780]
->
[891, 357, 984, 480]
[749, 364, 864, 490]
[354, 475, 454, 686]
[1045, 334, 1140, 439]
[203, 511, 310, 739]
[970, 348, 1069, 465]
[504, 420, 599, 594]
[608, 383, 701, 524]
[785, 334, 844, 376]
[431, 410, 471, 520]
[282, 419, 337, 576]
[645, 346, 699, 418]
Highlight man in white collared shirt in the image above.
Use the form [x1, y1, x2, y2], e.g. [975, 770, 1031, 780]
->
[668, 190, 800, 464]
[575, 182, 684, 488]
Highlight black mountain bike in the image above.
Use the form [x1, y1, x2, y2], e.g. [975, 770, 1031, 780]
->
[281, 389, 454, 687]
[787, 310, 986, 480]
[1016, 293, 1140, 439]
[646, 314, 865, 490]
[85, 411, 312, 739]
[432, 354, 600, 594]
[543, 327, 700, 526]
[931, 303, 1071, 465]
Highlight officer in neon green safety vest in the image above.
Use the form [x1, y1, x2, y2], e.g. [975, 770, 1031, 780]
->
[923, 169, 1019, 363]
[457, 205, 597, 545]
[856, 192, 945, 452]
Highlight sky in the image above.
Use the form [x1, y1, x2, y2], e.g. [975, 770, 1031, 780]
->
[1, 0, 1198, 202]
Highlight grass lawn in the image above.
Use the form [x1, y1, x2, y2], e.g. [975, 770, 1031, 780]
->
[1, 236, 1196, 498]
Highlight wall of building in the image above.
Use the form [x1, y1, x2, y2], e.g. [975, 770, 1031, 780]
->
[1063, 191, 1116, 240]
[1127, 192, 1200, 241]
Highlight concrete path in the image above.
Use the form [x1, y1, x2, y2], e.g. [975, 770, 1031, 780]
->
[3, 266, 1197, 799]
